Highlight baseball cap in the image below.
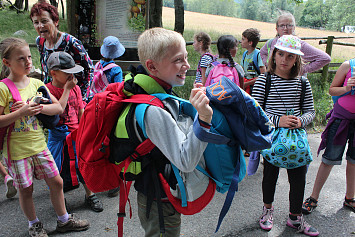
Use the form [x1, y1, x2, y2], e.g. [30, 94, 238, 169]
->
[274, 35, 304, 56]
[100, 36, 125, 59]
[47, 51, 84, 73]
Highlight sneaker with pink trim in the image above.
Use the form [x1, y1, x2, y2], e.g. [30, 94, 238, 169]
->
[4, 175, 17, 199]
[259, 206, 273, 231]
[287, 215, 319, 236]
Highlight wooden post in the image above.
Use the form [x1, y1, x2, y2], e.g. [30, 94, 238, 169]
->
[66, 0, 77, 37]
[321, 36, 334, 83]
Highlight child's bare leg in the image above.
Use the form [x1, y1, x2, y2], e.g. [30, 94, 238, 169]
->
[82, 184, 94, 197]
[0, 162, 8, 178]
[45, 175, 66, 216]
[345, 161, 355, 206]
[310, 162, 333, 200]
[18, 185, 37, 221]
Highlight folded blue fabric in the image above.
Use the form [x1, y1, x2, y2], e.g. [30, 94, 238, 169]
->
[247, 151, 260, 176]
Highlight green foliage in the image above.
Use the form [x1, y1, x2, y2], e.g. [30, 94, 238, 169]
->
[299, 0, 330, 28]
[0, 8, 67, 70]
[182, 0, 239, 18]
[128, 14, 146, 32]
[307, 74, 333, 126]
[326, 0, 355, 31]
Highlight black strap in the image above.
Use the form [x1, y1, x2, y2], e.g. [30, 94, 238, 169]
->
[262, 73, 307, 113]
[262, 72, 272, 110]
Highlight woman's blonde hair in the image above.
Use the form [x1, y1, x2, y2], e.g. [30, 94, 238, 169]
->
[0, 38, 28, 79]
[267, 48, 303, 78]
[138, 28, 185, 68]
[276, 11, 296, 37]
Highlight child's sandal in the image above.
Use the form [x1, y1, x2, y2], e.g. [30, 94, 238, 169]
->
[302, 197, 318, 214]
[343, 197, 355, 212]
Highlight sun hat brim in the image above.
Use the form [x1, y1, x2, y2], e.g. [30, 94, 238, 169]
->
[100, 43, 126, 59]
[275, 44, 304, 56]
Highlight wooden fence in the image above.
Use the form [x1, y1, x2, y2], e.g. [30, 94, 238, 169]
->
[29, 36, 355, 82]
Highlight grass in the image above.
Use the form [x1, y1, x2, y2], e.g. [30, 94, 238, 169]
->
[0, 8, 67, 70]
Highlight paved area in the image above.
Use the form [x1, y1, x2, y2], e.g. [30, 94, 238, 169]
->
[0, 133, 354, 237]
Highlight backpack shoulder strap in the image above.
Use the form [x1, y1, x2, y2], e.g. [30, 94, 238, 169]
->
[349, 58, 355, 76]
[300, 76, 307, 112]
[102, 63, 119, 72]
[242, 51, 247, 65]
[253, 49, 261, 75]
[1, 78, 22, 102]
[262, 73, 271, 110]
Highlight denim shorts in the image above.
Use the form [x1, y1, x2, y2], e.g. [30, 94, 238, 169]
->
[322, 119, 355, 165]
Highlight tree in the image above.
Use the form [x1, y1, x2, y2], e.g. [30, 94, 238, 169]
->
[299, 0, 330, 28]
[327, 0, 355, 31]
[148, 0, 163, 28]
[174, 0, 184, 34]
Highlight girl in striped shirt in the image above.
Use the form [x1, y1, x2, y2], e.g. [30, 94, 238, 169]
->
[193, 32, 214, 85]
[252, 35, 318, 237]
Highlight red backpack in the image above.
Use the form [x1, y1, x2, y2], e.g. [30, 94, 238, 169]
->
[67, 82, 164, 193]
[0, 78, 22, 160]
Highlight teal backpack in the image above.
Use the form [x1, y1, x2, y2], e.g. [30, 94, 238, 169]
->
[242, 49, 261, 75]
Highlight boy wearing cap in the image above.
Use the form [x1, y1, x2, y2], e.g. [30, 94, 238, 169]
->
[46, 51, 104, 212]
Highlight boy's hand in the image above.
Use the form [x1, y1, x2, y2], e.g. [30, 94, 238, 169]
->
[279, 115, 301, 129]
[190, 84, 213, 124]
[64, 75, 78, 90]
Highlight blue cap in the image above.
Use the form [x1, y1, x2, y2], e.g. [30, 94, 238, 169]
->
[100, 36, 126, 59]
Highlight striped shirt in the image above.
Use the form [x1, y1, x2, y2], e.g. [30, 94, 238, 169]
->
[195, 54, 214, 83]
[252, 74, 315, 128]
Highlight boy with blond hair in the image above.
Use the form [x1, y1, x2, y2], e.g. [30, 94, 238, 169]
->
[115, 27, 212, 236]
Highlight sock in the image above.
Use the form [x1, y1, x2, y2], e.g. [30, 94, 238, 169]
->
[28, 217, 40, 227]
[57, 212, 69, 223]
[289, 214, 298, 221]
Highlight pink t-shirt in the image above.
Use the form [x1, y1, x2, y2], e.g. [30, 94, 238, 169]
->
[338, 68, 355, 113]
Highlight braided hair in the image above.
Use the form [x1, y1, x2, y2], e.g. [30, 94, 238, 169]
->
[217, 35, 237, 68]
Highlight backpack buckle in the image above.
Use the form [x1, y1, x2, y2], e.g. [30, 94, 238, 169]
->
[99, 143, 108, 153]
[117, 212, 126, 217]
[130, 151, 140, 160]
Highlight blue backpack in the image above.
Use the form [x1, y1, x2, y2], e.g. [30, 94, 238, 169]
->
[135, 93, 246, 233]
[242, 49, 261, 75]
[332, 58, 355, 104]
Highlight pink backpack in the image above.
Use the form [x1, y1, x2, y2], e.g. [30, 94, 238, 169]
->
[205, 61, 240, 87]
[0, 78, 22, 160]
[90, 61, 119, 94]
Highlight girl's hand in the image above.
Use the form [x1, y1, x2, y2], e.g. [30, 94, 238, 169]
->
[345, 76, 355, 91]
[190, 86, 213, 124]
[279, 115, 301, 129]
[17, 102, 43, 117]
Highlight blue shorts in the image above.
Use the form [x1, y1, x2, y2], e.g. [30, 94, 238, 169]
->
[322, 119, 355, 165]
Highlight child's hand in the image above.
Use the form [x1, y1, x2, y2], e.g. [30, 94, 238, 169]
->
[64, 75, 77, 90]
[279, 115, 301, 129]
[346, 76, 355, 91]
[13, 101, 43, 117]
[190, 86, 213, 124]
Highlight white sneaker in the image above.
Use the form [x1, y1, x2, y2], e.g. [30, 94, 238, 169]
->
[5, 175, 17, 198]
